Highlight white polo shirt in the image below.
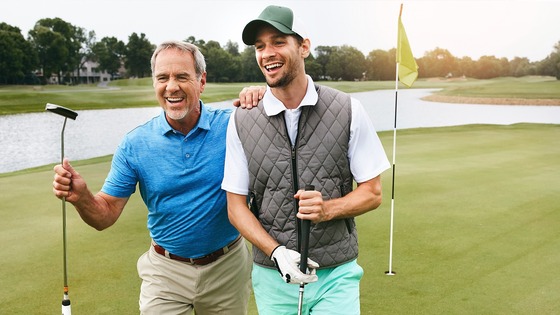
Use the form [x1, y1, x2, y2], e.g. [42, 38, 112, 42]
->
[222, 76, 390, 195]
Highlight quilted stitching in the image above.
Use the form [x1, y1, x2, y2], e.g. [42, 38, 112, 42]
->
[236, 85, 359, 268]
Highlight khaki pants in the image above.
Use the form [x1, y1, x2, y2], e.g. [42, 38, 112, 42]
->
[137, 238, 252, 315]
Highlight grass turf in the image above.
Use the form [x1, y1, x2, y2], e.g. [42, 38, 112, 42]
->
[2, 76, 559, 115]
[0, 123, 559, 314]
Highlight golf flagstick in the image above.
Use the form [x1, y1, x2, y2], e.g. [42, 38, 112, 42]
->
[298, 185, 315, 315]
[386, 61, 399, 276]
[386, 4, 418, 276]
[45, 103, 78, 315]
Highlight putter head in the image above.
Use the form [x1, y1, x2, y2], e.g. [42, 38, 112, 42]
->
[45, 103, 78, 120]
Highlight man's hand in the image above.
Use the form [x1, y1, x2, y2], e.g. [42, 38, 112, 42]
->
[270, 245, 319, 284]
[295, 189, 327, 223]
[52, 158, 87, 203]
[52, 158, 128, 230]
[233, 85, 266, 109]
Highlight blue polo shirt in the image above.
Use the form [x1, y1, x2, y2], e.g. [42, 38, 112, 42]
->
[101, 101, 238, 258]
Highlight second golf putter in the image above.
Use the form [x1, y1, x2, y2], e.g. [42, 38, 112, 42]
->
[45, 103, 78, 315]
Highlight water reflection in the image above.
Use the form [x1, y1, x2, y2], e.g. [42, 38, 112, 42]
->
[1, 90, 559, 173]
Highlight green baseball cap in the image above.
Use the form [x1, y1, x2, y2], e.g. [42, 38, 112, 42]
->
[242, 5, 307, 45]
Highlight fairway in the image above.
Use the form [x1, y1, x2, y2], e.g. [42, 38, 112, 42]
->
[0, 123, 559, 314]
[1, 76, 560, 115]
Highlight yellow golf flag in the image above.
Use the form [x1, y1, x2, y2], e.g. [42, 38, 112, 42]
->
[397, 4, 418, 87]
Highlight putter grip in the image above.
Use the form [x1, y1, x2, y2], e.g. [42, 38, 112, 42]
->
[299, 185, 315, 273]
[62, 299, 71, 315]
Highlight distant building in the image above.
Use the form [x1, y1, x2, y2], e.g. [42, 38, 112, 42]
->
[74, 60, 112, 84]
[36, 58, 126, 85]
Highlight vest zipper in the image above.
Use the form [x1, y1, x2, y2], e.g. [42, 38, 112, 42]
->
[286, 113, 302, 251]
[291, 131, 302, 251]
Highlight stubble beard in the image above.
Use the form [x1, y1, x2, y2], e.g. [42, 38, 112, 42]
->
[266, 70, 296, 88]
[264, 57, 300, 88]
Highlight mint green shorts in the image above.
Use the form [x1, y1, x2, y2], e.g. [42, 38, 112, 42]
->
[252, 259, 363, 315]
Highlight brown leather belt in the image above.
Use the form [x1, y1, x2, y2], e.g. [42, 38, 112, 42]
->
[152, 235, 242, 265]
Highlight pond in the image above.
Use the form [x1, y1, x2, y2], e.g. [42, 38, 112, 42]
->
[1, 89, 559, 173]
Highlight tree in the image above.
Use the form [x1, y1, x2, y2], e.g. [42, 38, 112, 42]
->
[314, 45, 335, 79]
[509, 57, 534, 77]
[365, 49, 395, 81]
[538, 41, 560, 80]
[551, 40, 560, 80]
[28, 18, 86, 84]
[498, 57, 510, 77]
[125, 33, 154, 78]
[238, 46, 263, 82]
[185, 36, 206, 48]
[326, 45, 366, 81]
[92, 36, 126, 79]
[418, 47, 457, 78]
[0, 23, 38, 84]
[28, 24, 68, 84]
[474, 55, 503, 79]
[457, 56, 475, 78]
[205, 40, 239, 82]
[27, 18, 88, 84]
[76, 30, 97, 84]
[224, 40, 240, 56]
[304, 53, 322, 81]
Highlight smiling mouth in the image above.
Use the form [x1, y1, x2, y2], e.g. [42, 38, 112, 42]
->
[166, 97, 184, 103]
[265, 63, 283, 72]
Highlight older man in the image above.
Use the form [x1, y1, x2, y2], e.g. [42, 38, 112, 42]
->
[53, 41, 252, 314]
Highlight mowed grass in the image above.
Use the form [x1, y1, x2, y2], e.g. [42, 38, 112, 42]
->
[1, 76, 559, 115]
[0, 80, 254, 115]
[429, 76, 560, 99]
[1, 123, 559, 314]
[360, 123, 560, 314]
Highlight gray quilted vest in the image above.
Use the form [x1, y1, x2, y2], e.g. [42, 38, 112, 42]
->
[235, 84, 358, 269]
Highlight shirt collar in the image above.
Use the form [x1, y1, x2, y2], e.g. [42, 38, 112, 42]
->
[262, 75, 318, 116]
[158, 100, 210, 135]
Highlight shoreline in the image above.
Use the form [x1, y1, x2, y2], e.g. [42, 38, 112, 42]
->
[422, 94, 560, 106]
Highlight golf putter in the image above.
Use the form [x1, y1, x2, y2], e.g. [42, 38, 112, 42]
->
[298, 184, 315, 315]
[45, 103, 77, 315]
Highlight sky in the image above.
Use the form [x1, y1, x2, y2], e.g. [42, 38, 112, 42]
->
[2, 0, 559, 62]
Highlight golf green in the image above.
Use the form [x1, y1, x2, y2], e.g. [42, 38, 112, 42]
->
[0, 123, 558, 314]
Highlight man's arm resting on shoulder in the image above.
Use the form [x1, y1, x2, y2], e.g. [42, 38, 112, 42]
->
[232, 86, 267, 109]
[296, 175, 383, 223]
[226, 192, 279, 257]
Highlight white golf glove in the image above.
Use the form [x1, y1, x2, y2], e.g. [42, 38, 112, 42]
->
[270, 245, 319, 284]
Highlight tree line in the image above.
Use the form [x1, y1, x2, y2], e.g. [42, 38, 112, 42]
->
[1, 17, 559, 85]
